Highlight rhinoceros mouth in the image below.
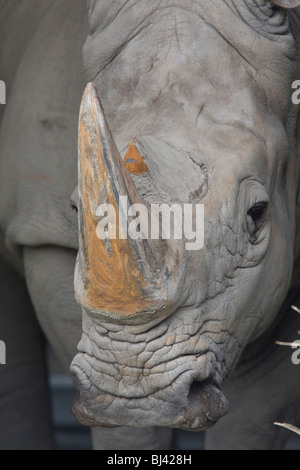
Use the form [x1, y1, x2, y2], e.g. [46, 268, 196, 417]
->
[71, 362, 229, 431]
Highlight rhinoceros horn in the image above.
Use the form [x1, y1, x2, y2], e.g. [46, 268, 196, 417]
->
[75, 83, 183, 324]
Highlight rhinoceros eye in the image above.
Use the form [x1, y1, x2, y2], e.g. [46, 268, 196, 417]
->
[248, 202, 268, 224]
[70, 201, 78, 213]
[247, 201, 269, 243]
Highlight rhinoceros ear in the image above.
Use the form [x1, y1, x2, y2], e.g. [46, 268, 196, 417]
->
[271, 0, 300, 8]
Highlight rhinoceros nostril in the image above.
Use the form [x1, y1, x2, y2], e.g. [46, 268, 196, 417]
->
[182, 379, 229, 430]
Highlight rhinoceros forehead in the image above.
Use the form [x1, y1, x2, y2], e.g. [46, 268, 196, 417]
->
[83, 2, 295, 163]
[84, 1, 295, 112]
[85, 2, 251, 87]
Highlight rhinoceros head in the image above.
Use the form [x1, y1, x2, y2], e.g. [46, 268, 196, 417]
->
[71, 0, 300, 431]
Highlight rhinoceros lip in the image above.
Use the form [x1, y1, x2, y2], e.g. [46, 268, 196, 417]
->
[71, 373, 229, 431]
[72, 391, 120, 428]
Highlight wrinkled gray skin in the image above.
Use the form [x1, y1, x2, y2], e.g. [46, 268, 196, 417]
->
[0, 0, 300, 450]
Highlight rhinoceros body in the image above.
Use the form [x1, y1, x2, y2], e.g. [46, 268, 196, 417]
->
[0, 0, 299, 450]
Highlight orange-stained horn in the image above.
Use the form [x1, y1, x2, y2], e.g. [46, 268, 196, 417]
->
[76, 83, 163, 320]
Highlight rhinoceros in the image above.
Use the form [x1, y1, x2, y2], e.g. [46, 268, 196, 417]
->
[0, 0, 300, 450]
